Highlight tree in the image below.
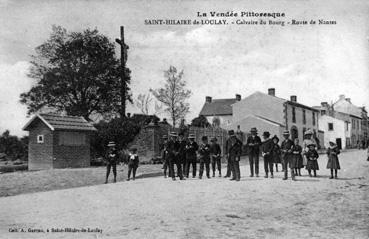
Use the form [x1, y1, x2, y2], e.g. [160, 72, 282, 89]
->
[20, 25, 131, 119]
[135, 93, 152, 115]
[150, 66, 191, 127]
[0, 130, 28, 160]
[191, 115, 210, 128]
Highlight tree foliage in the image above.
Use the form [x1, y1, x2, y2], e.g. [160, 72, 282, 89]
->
[20, 25, 131, 119]
[0, 130, 28, 160]
[150, 66, 191, 127]
[191, 115, 210, 128]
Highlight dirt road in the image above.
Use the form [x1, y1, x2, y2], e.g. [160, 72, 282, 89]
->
[0, 150, 368, 239]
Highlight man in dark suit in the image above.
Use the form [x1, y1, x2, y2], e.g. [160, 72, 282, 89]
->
[210, 137, 222, 177]
[261, 131, 274, 178]
[226, 130, 242, 181]
[246, 127, 262, 177]
[185, 134, 198, 178]
[105, 141, 119, 184]
[178, 132, 187, 178]
[281, 130, 295, 180]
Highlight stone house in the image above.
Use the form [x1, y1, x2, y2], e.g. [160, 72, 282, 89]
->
[23, 114, 96, 170]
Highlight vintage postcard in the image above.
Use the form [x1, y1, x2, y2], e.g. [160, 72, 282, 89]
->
[0, 0, 368, 238]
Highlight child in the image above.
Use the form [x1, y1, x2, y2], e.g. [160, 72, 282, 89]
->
[127, 147, 139, 181]
[271, 135, 281, 172]
[305, 144, 319, 177]
[327, 141, 340, 179]
[292, 138, 303, 176]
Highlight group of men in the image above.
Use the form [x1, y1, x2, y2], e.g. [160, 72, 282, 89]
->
[161, 130, 242, 181]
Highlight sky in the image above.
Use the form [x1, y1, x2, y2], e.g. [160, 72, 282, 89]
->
[0, 0, 368, 136]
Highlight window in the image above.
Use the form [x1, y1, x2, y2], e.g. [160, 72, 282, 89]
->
[292, 107, 296, 123]
[312, 112, 316, 126]
[328, 123, 334, 131]
[302, 110, 306, 124]
[37, 135, 44, 144]
[352, 119, 355, 129]
[321, 110, 326, 115]
[59, 132, 86, 146]
[345, 122, 349, 131]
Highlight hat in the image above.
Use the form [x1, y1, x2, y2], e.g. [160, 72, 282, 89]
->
[329, 141, 336, 145]
[169, 131, 178, 137]
[178, 132, 184, 137]
[211, 137, 217, 142]
[107, 141, 116, 147]
[308, 143, 316, 147]
[228, 130, 235, 136]
[282, 130, 290, 135]
[201, 136, 208, 141]
[188, 134, 195, 139]
[304, 129, 313, 135]
[130, 147, 137, 152]
[272, 135, 279, 142]
[250, 127, 258, 133]
[262, 131, 270, 138]
[162, 135, 168, 139]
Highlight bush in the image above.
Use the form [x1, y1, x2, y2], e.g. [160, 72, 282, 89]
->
[0, 130, 28, 161]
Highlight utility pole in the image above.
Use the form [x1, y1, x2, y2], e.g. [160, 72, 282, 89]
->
[115, 26, 128, 118]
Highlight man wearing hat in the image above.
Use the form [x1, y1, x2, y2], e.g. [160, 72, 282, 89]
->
[226, 130, 242, 181]
[210, 137, 222, 177]
[178, 132, 187, 177]
[185, 134, 199, 178]
[261, 131, 274, 178]
[198, 136, 211, 179]
[281, 130, 295, 180]
[167, 131, 184, 180]
[105, 141, 119, 184]
[246, 127, 262, 177]
[161, 135, 170, 178]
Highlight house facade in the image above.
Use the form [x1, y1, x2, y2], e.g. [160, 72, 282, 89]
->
[318, 115, 346, 149]
[23, 114, 96, 170]
[231, 88, 320, 146]
[199, 94, 241, 128]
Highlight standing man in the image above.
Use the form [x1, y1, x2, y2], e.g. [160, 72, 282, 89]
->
[105, 141, 119, 184]
[226, 130, 242, 181]
[167, 132, 179, 181]
[198, 136, 211, 179]
[185, 134, 198, 178]
[161, 135, 170, 178]
[246, 127, 262, 177]
[178, 132, 187, 178]
[281, 130, 295, 180]
[261, 131, 274, 178]
[210, 137, 222, 177]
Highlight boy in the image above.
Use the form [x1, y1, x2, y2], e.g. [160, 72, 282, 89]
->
[127, 147, 139, 181]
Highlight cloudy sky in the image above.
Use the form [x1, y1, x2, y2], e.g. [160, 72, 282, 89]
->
[0, 0, 368, 136]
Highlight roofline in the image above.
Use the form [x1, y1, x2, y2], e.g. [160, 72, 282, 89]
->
[286, 101, 319, 112]
[201, 113, 233, 117]
[22, 114, 55, 131]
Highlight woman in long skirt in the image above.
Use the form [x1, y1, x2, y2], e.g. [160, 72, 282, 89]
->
[327, 141, 340, 179]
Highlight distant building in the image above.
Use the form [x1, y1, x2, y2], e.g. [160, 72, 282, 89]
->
[231, 88, 321, 146]
[23, 114, 96, 170]
[318, 115, 347, 149]
[199, 94, 241, 128]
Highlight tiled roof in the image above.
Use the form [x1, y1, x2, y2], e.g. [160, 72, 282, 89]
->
[199, 98, 238, 116]
[23, 114, 97, 131]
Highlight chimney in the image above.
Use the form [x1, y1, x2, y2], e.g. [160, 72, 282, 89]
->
[235, 94, 241, 101]
[321, 102, 328, 107]
[339, 94, 345, 100]
[345, 98, 351, 103]
[290, 95, 297, 102]
[268, 88, 275, 96]
[205, 96, 212, 103]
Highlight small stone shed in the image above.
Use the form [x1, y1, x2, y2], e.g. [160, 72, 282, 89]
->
[23, 114, 96, 170]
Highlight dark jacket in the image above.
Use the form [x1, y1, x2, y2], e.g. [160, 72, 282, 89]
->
[210, 143, 221, 157]
[271, 143, 281, 163]
[186, 141, 198, 161]
[281, 139, 294, 160]
[261, 138, 274, 160]
[198, 143, 211, 162]
[167, 140, 180, 160]
[128, 154, 139, 167]
[306, 149, 319, 160]
[106, 149, 119, 165]
[226, 136, 242, 159]
[178, 140, 187, 160]
[246, 135, 262, 155]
